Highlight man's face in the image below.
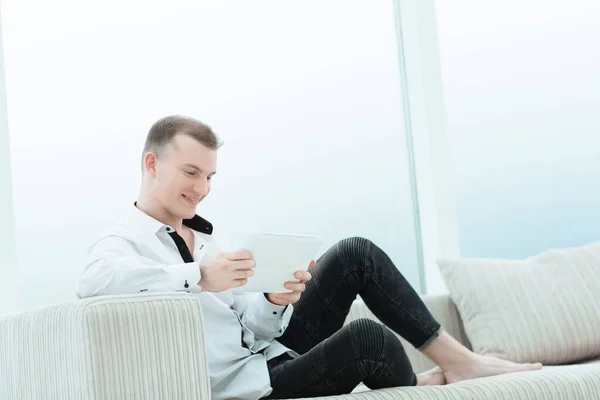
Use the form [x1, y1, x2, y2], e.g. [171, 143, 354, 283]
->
[146, 134, 217, 219]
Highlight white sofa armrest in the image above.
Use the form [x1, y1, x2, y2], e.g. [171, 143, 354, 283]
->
[0, 293, 210, 400]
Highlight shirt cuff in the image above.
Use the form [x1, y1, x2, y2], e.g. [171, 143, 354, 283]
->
[259, 293, 294, 322]
[167, 262, 201, 293]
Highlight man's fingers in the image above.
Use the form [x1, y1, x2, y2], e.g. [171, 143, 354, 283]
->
[226, 250, 253, 261]
[267, 293, 300, 307]
[234, 269, 254, 280]
[235, 278, 249, 287]
[231, 259, 256, 270]
[294, 270, 312, 282]
[284, 282, 306, 292]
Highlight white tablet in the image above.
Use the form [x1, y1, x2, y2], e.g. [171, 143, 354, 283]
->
[231, 232, 325, 293]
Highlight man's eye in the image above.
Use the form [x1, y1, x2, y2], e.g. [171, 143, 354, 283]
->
[185, 171, 196, 176]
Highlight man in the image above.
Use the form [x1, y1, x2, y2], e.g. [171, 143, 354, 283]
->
[77, 115, 542, 399]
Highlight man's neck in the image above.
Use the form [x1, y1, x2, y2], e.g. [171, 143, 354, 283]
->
[135, 197, 184, 231]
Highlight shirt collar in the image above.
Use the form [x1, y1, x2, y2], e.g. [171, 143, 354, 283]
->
[130, 202, 213, 235]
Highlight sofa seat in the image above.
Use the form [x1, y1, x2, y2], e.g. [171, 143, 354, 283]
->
[2, 293, 598, 400]
[335, 360, 600, 400]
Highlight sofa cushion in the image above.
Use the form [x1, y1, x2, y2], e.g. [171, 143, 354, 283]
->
[292, 361, 600, 400]
[436, 242, 600, 365]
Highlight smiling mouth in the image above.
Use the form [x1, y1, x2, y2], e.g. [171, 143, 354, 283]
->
[182, 194, 200, 205]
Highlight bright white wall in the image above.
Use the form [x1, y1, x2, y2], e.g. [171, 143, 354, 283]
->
[436, 0, 600, 258]
[2, 1, 424, 309]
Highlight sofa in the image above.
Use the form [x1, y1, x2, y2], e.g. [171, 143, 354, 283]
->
[1, 291, 599, 400]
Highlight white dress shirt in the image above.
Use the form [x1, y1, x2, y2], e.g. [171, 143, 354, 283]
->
[76, 205, 296, 400]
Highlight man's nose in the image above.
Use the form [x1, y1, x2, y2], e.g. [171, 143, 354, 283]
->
[194, 181, 209, 197]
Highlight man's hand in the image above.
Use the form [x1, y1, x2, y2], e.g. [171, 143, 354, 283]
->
[266, 261, 315, 306]
[198, 250, 255, 292]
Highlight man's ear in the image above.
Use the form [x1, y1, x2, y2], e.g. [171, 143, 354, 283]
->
[143, 152, 159, 177]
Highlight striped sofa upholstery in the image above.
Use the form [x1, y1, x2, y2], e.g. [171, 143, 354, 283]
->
[1, 293, 599, 400]
[340, 296, 600, 400]
[437, 242, 600, 366]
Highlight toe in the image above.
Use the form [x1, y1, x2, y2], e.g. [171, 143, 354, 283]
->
[524, 362, 542, 371]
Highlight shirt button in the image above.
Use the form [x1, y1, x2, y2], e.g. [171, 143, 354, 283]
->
[184, 280, 189, 288]
[272, 311, 277, 315]
[166, 227, 172, 232]
[279, 329, 282, 333]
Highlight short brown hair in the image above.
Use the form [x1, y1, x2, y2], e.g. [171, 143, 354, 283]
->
[142, 115, 222, 163]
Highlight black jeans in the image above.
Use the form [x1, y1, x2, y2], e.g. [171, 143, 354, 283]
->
[263, 237, 442, 399]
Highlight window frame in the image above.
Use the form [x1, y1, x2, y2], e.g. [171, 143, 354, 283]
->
[393, 0, 460, 294]
[0, 5, 18, 313]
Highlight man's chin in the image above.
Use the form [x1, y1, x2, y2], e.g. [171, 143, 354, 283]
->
[181, 207, 198, 219]
[168, 204, 196, 220]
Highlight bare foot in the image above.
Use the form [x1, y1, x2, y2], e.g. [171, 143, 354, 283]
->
[417, 366, 447, 386]
[444, 355, 543, 384]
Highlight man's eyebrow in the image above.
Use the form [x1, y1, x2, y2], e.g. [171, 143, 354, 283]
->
[183, 164, 217, 175]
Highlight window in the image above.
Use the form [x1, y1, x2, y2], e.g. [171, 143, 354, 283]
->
[437, 0, 600, 258]
[3, 1, 442, 307]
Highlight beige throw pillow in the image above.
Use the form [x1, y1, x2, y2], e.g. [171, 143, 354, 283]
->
[437, 241, 600, 365]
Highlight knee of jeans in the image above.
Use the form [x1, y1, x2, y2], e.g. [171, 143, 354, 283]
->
[346, 318, 387, 361]
[337, 237, 373, 271]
